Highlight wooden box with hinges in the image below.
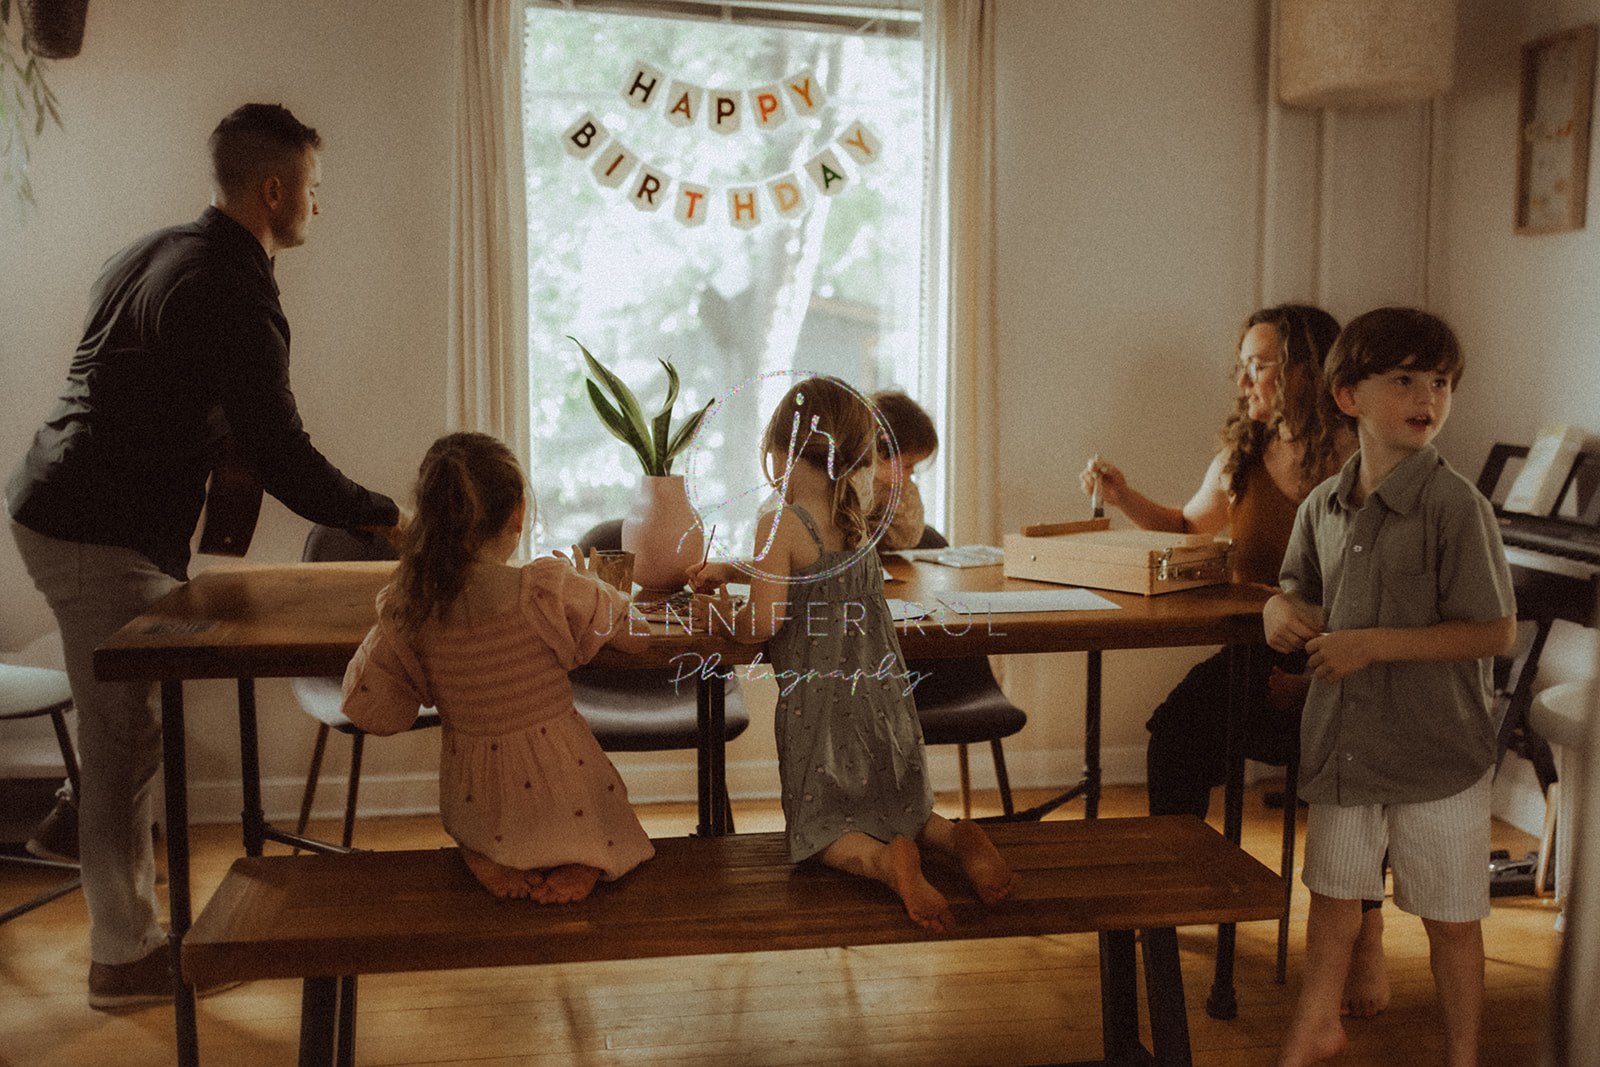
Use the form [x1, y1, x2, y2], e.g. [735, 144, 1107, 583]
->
[1002, 517, 1232, 596]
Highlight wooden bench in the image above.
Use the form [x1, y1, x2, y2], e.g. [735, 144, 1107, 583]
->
[183, 816, 1280, 1067]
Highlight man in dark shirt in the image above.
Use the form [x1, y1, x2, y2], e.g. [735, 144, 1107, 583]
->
[6, 104, 400, 1010]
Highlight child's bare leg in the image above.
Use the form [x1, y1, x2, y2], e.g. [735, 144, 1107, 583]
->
[1422, 917, 1483, 1067]
[918, 813, 1017, 904]
[530, 864, 603, 905]
[1341, 905, 1390, 1017]
[1278, 893, 1361, 1067]
[820, 831, 952, 933]
[460, 846, 534, 900]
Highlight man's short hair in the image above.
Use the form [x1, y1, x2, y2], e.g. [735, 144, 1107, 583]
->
[1325, 306, 1465, 393]
[209, 104, 321, 197]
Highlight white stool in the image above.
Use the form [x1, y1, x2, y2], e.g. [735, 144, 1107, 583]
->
[0, 663, 81, 924]
[1532, 678, 1596, 929]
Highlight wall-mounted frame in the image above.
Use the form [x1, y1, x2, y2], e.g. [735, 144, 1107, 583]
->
[1515, 24, 1598, 234]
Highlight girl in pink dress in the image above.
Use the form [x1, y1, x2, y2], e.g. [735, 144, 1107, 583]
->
[342, 432, 654, 903]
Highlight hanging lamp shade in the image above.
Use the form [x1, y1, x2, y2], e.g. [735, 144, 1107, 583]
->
[1278, 0, 1457, 108]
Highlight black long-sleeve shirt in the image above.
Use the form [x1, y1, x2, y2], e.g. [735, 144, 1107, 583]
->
[7, 207, 398, 580]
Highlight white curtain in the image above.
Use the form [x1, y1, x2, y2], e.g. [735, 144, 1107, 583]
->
[921, 0, 999, 544]
[449, 0, 530, 448]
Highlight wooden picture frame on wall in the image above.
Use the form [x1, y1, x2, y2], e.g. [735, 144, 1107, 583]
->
[1515, 24, 1598, 234]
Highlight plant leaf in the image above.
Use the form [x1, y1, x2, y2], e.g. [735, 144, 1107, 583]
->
[585, 380, 655, 472]
[663, 397, 715, 472]
[569, 336, 655, 471]
[650, 358, 680, 470]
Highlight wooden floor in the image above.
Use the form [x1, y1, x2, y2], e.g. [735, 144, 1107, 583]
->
[0, 782, 1562, 1066]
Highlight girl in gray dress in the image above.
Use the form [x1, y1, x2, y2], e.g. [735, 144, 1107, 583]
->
[689, 377, 1015, 932]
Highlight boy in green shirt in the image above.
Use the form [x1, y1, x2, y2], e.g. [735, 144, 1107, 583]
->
[1266, 308, 1516, 1066]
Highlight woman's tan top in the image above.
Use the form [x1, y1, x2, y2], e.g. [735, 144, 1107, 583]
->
[1228, 458, 1303, 586]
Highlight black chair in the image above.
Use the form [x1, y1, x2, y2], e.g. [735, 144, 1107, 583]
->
[572, 520, 750, 828]
[903, 526, 1028, 818]
[292, 525, 439, 851]
[0, 663, 82, 923]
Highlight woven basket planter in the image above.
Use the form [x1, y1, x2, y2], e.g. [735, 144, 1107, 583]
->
[18, 0, 89, 60]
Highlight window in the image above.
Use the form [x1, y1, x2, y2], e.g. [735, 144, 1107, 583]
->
[520, 0, 935, 555]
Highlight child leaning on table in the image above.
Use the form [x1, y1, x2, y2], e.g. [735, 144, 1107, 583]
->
[867, 390, 938, 550]
[687, 376, 1016, 932]
[1265, 308, 1516, 1067]
[341, 432, 655, 905]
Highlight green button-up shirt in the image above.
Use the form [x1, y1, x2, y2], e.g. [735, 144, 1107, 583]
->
[1279, 445, 1516, 806]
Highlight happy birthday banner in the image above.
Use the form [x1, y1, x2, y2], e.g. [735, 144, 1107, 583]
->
[559, 61, 883, 229]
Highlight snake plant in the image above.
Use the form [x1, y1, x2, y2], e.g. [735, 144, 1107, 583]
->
[572, 336, 712, 477]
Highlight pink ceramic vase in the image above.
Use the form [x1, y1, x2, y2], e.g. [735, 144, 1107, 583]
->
[621, 475, 705, 591]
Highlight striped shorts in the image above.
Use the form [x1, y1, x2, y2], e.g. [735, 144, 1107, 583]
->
[1302, 767, 1494, 923]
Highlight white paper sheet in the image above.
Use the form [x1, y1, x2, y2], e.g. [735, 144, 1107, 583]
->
[935, 589, 1120, 615]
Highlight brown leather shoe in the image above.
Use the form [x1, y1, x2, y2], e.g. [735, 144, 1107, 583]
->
[88, 945, 173, 1011]
[88, 945, 241, 1011]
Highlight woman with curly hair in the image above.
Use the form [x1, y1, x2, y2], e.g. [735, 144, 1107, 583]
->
[1080, 304, 1392, 1016]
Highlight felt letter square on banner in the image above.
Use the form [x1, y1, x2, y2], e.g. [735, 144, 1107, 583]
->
[750, 85, 787, 129]
[665, 81, 701, 128]
[727, 186, 760, 228]
[632, 168, 670, 211]
[805, 148, 849, 196]
[710, 92, 741, 134]
[593, 143, 638, 188]
[624, 61, 665, 108]
[561, 112, 609, 159]
[838, 121, 882, 165]
[767, 175, 806, 218]
[785, 69, 825, 115]
[675, 182, 710, 227]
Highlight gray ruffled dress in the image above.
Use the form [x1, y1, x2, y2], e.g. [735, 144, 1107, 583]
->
[765, 505, 935, 862]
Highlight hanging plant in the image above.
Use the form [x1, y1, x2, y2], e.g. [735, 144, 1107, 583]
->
[0, 0, 63, 207]
[17, 0, 88, 59]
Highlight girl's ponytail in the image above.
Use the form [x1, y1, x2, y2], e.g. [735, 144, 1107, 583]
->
[388, 433, 525, 632]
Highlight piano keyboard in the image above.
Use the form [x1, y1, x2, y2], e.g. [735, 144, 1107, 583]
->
[1503, 545, 1600, 581]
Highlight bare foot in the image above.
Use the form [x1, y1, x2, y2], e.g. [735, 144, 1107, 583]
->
[1277, 1017, 1348, 1066]
[881, 837, 953, 933]
[951, 820, 1018, 904]
[1341, 909, 1390, 1017]
[461, 847, 533, 900]
[531, 864, 602, 905]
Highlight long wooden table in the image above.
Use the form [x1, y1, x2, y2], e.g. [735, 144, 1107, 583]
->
[95, 556, 1271, 1067]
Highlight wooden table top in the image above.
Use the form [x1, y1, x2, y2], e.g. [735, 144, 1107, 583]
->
[181, 815, 1283, 985]
[94, 556, 1270, 682]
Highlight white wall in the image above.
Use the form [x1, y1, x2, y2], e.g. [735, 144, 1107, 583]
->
[1432, 0, 1600, 830]
[0, 0, 454, 812]
[991, 1, 1273, 791]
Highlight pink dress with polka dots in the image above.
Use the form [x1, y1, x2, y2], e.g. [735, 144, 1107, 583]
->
[341, 558, 654, 880]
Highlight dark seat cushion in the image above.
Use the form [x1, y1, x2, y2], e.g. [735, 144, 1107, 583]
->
[570, 667, 750, 751]
[907, 658, 1027, 746]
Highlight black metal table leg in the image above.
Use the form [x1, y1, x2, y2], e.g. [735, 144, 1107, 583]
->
[1002, 647, 1104, 823]
[237, 678, 266, 857]
[1142, 926, 1193, 1066]
[1207, 642, 1252, 1020]
[1084, 649, 1103, 819]
[696, 675, 713, 836]
[335, 974, 358, 1067]
[1099, 929, 1142, 1062]
[299, 976, 338, 1067]
[709, 674, 729, 833]
[161, 679, 200, 1067]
